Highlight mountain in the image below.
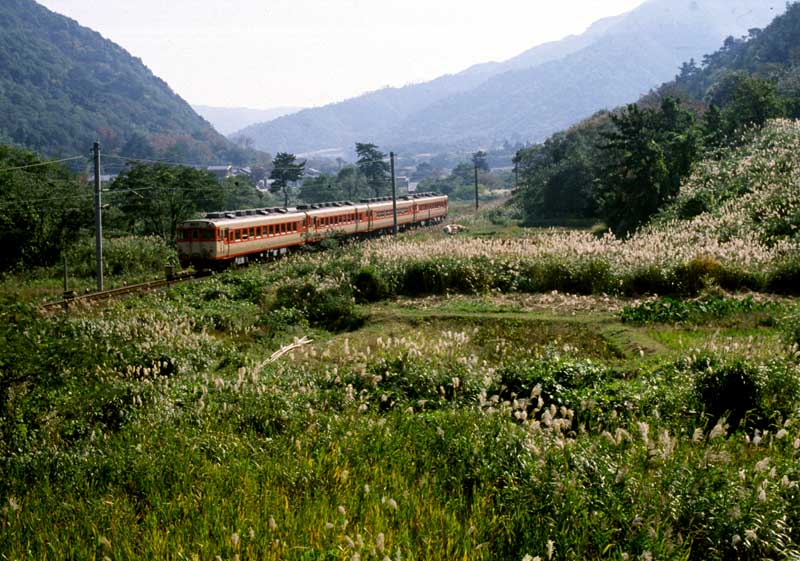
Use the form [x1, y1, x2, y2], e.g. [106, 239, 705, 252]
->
[239, 0, 784, 156]
[192, 105, 302, 136]
[232, 15, 619, 156]
[0, 0, 253, 163]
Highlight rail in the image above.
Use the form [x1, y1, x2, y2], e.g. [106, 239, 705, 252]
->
[40, 269, 204, 312]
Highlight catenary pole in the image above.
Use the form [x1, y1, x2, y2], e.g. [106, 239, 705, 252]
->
[474, 160, 479, 211]
[390, 152, 398, 236]
[93, 141, 103, 291]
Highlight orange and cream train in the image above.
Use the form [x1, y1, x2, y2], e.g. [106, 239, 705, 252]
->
[177, 192, 448, 269]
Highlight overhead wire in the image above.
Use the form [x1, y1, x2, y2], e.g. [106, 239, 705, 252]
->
[0, 150, 396, 209]
[0, 155, 86, 174]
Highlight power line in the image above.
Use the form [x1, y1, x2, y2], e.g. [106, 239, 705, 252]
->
[0, 155, 86, 174]
[105, 153, 392, 172]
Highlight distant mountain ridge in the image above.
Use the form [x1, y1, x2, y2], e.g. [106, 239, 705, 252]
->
[239, 0, 784, 156]
[0, 0, 252, 163]
[193, 105, 302, 136]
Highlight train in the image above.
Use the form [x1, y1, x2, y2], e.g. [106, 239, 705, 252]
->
[176, 192, 448, 269]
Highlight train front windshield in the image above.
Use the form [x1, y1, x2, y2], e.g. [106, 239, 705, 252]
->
[178, 227, 216, 241]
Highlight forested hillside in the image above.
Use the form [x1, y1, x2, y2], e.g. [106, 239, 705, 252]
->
[514, 1, 800, 232]
[0, 0, 253, 163]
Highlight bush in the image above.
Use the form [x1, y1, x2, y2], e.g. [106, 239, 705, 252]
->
[273, 281, 364, 332]
[689, 355, 800, 431]
[694, 358, 763, 430]
[352, 267, 390, 303]
[619, 265, 675, 296]
[398, 259, 492, 296]
[782, 310, 800, 348]
[620, 295, 777, 325]
[517, 259, 613, 295]
[64, 236, 178, 278]
[766, 258, 800, 295]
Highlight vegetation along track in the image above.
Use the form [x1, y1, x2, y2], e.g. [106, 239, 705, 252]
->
[39, 269, 209, 312]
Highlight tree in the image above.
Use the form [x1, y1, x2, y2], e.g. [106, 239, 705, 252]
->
[451, 162, 475, 185]
[596, 99, 699, 237]
[300, 174, 342, 204]
[269, 152, 305, 208]
[355, 143, 389, 197]
[723, 76, 784, 134]
[472, 150, 489, 173]
[221, 175, 260, 210]
[336, 165, 367, 200]
[0, 145, 90, 270]
[110, 163, 223, 241]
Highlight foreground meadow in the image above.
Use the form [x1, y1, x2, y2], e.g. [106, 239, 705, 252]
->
[2, 120, 800, 559]
[1, 234, 799, 560]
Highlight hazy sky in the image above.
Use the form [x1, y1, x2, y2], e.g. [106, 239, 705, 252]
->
[37, 0, 646, 110]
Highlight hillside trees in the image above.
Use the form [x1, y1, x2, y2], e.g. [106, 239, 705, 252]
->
[514, 114, 612, 224]
[299, 174, 341, 204]
[0, 0, 257, 164]
[269, 152, 305, 208]
[356, 143, 389, 197]
[0, 146, 91, 270]
[514, 5, 800, 233]
[597, 99, 700, 236]
[110, 163, 223, 241]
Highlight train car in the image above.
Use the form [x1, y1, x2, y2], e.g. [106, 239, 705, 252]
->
[177, 192, 447, 269]
[303, 202, 370, 242]
[178, 208, 307, 268]
[414, 194, 448, 225]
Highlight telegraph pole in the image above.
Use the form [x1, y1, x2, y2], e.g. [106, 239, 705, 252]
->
[474, 161, 479, 211]
[390, 152, 398, 236]
[93, 141, 104, 291]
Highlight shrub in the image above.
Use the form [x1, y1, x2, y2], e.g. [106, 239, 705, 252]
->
[517, 259, 613, 295]
[64, 236, 178, 278]
[352, 267, 390, 303]
[619, 265, 674, 296]
[689, 355, 800, 431]
[766, 258, 800, 295]
[273, 281, 364, 332]
[693, 358, 763, 430]
[782, 310, 800, 348]
[620, 295, 777, 325]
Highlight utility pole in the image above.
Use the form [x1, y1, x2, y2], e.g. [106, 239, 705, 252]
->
[474, 161, 479, 211]
[93, 141, 104, 292]
[390, 152, 398, 236]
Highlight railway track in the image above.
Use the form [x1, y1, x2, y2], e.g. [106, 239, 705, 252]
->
[40, 270, 207, 312]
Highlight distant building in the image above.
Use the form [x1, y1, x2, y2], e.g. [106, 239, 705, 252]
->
[206, 165, 252, 181]
[395, 176, 410, 194]
[86, 174, 117, 185]
[206, 165, 233, 180]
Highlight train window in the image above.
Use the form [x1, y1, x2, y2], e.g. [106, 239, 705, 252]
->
[191, 230, 199, 241]
[202, 229, 214, 241]
[234, 230, 240, 241]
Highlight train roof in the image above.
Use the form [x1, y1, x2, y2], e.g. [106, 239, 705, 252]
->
[179, 192, 446, 227]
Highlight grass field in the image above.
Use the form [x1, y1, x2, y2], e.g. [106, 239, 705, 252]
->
[2, 192, 800, 560]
